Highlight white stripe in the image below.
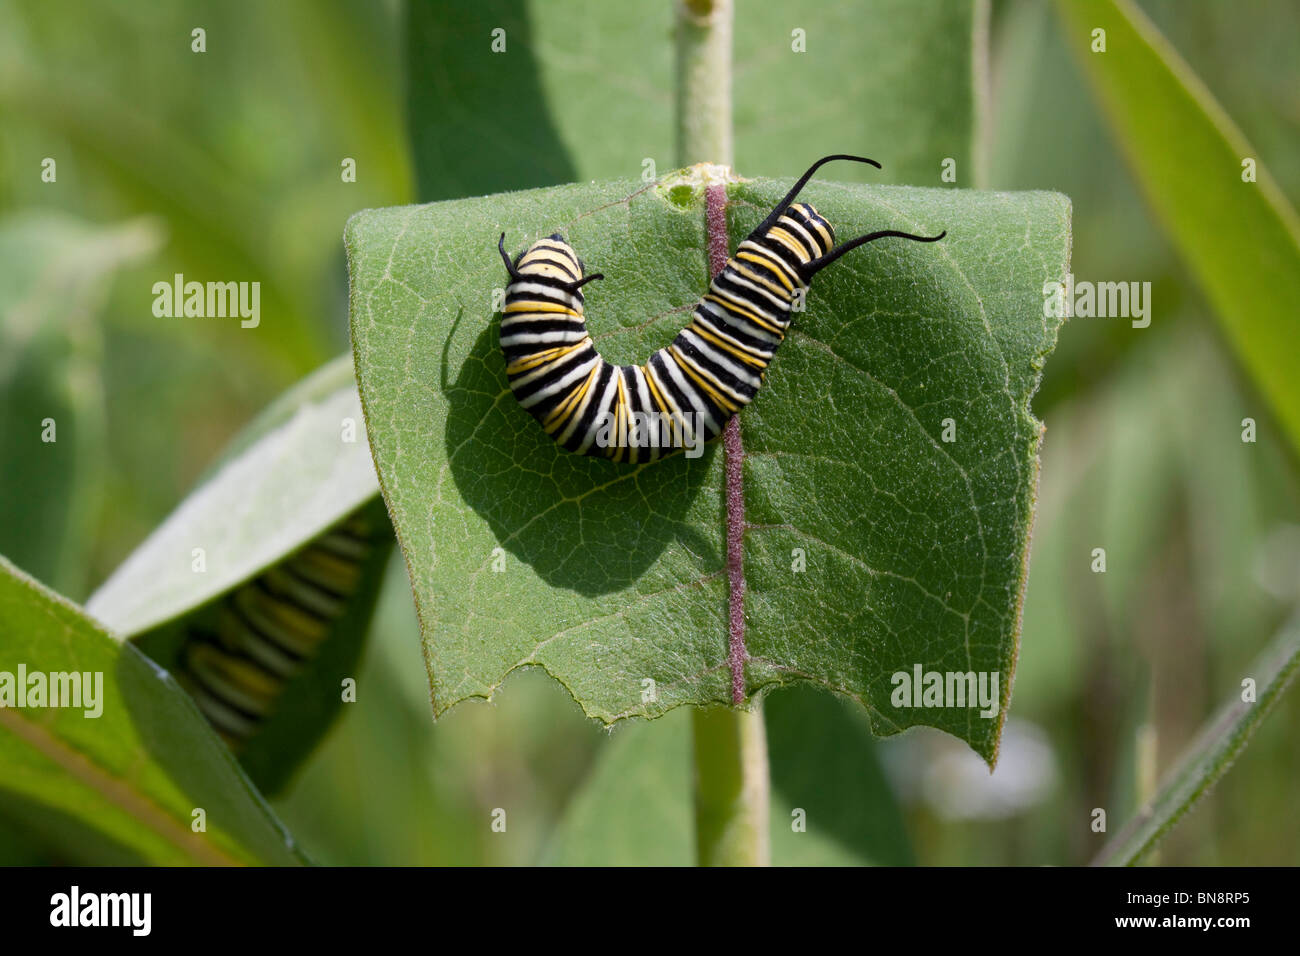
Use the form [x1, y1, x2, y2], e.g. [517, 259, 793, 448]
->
[698, 299, 783, 345]
[189, 685, 259, 736]
[507, 344, 593, 389]
[692, 311, 775, 360]
[737, 239, 805, 286]
[500, 329, 590, 346]
[679, 329, 762, 390]
[718, 269, 791, 312]
[569, 364, 620, 452]
[780, 216, 820, 259]
[658, 351, 721, 434]
[672, 342, 750, 407]
[507, 281, 584, 312]
[517, 355, 600, 408]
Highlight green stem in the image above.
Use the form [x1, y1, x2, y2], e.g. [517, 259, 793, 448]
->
[692, 706, 770, 866]
[1091, 607, 1300, 865]
[674, 0, 768, 867]
[675, 0, 733, 167]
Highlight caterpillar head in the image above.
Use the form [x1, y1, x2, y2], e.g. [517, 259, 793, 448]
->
[498, 232, 603, 294]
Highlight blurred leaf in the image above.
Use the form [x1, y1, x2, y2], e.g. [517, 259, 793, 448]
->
[347, 173, 1070, 761]
[732, 0, 977, 184]
[405, 0, 975, 198]
[765, 686, 912, 865]
[1058, 0, 1300, 457]
[84, 358, 391, 793]
[0, 72, 324, 370]
[1092, 606, 1300, 866]
[130, 498, 393, 796]
[86, 372, 381, 638]
[0, 212, 162, 598]
[545, 687, 911, 865]
[543, 710, 693, 866]
[0, 555, 303, 865]
[406, 0, 578, 201]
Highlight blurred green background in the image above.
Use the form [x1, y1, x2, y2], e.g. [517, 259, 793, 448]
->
[0, 0, 1296, 865]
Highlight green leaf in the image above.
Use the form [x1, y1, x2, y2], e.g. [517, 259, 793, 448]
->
[85, 360, 392, 792]
[0, 212, 162, 598]
[543, 710, 694, 866]
[1092, 607, 1300, 866]
[544, 687, 911, 865]
[0, 555, 303, 865]
[406, 0, 976, 193]
[86, 371, 381, 638]
[765, 686, 912, 865]
[347, 171, 1069, 762]
[1057, 0, 1300, 456]
[127, 498, 394, 796]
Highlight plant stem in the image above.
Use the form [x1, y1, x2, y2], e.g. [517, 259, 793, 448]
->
[692, 705, 770, 866]
[675, 0, 769, 867]
[675, 0, 733, 167]
[1091, 607, 1300, 865]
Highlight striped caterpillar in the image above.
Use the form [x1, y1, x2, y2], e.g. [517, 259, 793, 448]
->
[176, 509, 379, 750]
[497, 154, 945, 463]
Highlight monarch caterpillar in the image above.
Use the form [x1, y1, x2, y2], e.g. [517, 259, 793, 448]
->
[176, 509, 380, 750]
[498, 154, 945, 462]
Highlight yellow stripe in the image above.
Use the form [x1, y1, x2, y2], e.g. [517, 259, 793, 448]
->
[671, 347, 740, 414]
[766, 226, 811, 261]
[295, 549, 362, 593]
[799, 211, 834, 249]
[188, 645, 281, 701]
[729, 259, 791, 299]
[504, 301, 580, 316]
[644, 364, 671, 417]
[704, 294, 784, 336]
[691, 324, 768, 367]
[736, 250, 796, 292]
[542, 362, 599, 431]
[505, 340, 588, 375]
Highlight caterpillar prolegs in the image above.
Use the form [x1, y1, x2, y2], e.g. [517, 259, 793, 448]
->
[498, 154, 945, 463]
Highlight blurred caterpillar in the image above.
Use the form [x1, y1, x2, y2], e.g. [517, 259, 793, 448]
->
[176, 510, 377, 748]
[498, 154, 945, 463]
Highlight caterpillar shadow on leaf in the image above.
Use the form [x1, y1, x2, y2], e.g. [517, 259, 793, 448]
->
[445, 317, 720, 597]
[446, 155, 944, 597]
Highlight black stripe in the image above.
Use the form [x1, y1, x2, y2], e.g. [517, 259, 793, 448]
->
[784, 205, 835, 254]
[562, 360, 618, 452]
[761, 226, 814, 268]
[181, 637, 271, 724]
[739, 242, 802, 285]
[648, 350, 724, 425]
[508, 343, 596, 409]
[714, 268, 792, 313]
[226, 596, 308, 667]
[281, 559, 351, 603]
[254, 575, 331, 627]
[505, 283, 577, 307]
[692, 305, 780, 358]
[671, 334, 758, 402]
[518, 255, 579, 278]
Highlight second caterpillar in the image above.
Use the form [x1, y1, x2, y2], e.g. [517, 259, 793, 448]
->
[498, 154, 945, 463]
